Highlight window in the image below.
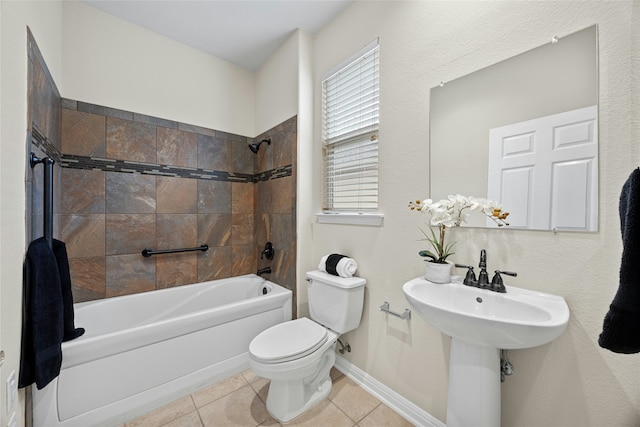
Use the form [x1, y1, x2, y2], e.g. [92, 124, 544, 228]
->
[322, 41, 379, 213]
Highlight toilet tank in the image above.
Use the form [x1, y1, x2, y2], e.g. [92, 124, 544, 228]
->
[306, 270, 366, 334]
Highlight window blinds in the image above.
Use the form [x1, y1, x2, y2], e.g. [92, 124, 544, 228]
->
[322, 42, 379, 212]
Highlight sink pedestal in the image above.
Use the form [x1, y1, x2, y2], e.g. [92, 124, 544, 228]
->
[447, 338, 500, 427]
[403, 277, 570, 426]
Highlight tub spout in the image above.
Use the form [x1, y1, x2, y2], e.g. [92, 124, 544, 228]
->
[257, 267, 271, 277]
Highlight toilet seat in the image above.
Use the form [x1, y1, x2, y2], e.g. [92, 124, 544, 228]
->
[250, 318, 328, 363]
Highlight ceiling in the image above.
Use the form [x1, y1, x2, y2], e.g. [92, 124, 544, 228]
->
[83, 0, 353, 71]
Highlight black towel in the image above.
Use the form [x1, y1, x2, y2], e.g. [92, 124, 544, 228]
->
[19, 237, 64, 389]
[599, 168, 640, 353]
[52, 239, 85, 342]
[325, 254, 347, 276]
[53, 239, 84, 341]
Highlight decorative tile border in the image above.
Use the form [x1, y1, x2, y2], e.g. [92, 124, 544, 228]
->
[55, 99, 292, 183]
[31, 125, 61, 162]
[60, 154, 261, 183]
[253, 166, 293, 183]
[32, 127, 292, 183]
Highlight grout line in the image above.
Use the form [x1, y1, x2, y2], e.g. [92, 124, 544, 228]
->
[194, 404, 205, 427]
[335, 355, 442, 427]
[144, 368, 390, 427]
[190, 373, 250, 409]
[355, 401, 382, 425]
[181, 393, 204, 427]
[328, 375, 382, 425]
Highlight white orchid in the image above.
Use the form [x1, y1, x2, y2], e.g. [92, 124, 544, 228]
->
[408, 195, 509, 263]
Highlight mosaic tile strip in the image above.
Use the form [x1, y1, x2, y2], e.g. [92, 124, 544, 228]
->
[253, 166, 293, 183]
[31, 126, 61, 162]
[60, 154, 291, 183]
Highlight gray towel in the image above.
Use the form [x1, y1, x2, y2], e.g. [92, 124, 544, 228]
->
[599, 168, 640, 354]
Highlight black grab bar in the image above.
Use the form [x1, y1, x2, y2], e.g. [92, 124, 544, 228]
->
[141, 244, 209, 257]
[30, 152, 55, 248]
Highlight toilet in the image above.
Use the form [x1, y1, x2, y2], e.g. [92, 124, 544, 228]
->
[249, 270, 366, 423]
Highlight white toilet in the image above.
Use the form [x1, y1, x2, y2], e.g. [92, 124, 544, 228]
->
[249, 270, 366, 423]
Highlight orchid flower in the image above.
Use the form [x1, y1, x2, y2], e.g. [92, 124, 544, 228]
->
[408, 195, 509, 263]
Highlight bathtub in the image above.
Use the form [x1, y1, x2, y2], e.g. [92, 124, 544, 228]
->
[32, 274, 292, 426]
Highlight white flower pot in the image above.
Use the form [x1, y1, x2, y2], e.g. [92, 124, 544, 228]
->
[425, 261, 453, 283]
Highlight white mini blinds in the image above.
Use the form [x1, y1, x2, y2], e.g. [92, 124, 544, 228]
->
[322, 41, 379, 212]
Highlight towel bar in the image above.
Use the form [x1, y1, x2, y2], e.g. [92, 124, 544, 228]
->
[379, 301, 411, 320]
[30, 152, 54, 248]
[142, 244, 209, 257]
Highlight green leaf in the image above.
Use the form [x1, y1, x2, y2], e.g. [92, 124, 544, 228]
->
[418, 250, 437, 261]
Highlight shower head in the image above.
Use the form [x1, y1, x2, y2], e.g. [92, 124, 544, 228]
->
[249, 138, 271, 154]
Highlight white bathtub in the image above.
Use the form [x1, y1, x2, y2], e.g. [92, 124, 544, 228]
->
[33, 274, 292, 426]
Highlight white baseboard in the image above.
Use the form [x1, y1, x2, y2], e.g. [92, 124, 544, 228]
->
[334, 355, 445, 427]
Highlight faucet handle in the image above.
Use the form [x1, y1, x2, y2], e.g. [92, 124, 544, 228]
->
[261, 242, 274, 260]
[498, 270, 517, 277]
[454, 263, 472, 268]
[455, 264, 477, 286]
[490, 270, 517, 293]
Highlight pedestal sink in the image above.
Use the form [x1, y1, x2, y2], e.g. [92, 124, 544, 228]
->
[403, 276, 569, 427]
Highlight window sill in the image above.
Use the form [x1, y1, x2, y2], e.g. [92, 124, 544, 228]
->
[315, 212, 384, 226]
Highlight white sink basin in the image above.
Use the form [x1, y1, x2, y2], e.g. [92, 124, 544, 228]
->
[402, 276, 570, 349]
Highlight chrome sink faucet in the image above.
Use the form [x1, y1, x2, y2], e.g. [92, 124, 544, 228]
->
[455, 249, 517, 293]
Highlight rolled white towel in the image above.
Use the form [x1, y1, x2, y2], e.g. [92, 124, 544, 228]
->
[318, 254, 358, 278]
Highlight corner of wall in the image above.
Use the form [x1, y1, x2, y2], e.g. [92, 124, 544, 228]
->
[255, 30, 300, 136]
[296, 29, 314, 316]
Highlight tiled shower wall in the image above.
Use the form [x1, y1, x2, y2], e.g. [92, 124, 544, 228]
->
[254, 118, 298, 313]
[59, 100, 297, 304]
[27, 29, 62, 246]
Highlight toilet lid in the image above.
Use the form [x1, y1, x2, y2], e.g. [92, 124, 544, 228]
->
[250, 318, 328, 363]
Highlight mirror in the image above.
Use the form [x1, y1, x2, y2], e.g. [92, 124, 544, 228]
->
[430, 25, 598, 231]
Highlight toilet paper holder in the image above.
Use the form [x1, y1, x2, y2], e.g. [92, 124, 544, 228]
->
[379, 301, 411, 320]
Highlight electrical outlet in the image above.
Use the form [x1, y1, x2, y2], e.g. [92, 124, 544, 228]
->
[6, 370, 16, 414]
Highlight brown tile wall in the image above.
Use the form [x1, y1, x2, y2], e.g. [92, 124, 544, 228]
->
[27, 29, 62, 246]
[253, 116, 298, 316]
[60, 100, 297, 305]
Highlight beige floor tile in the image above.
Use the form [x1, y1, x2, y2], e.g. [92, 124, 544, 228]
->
[163, 411, 204, 427]
[124, 396, 195, 427]
[358, 403, 414, 427]
[329, 376, 381, 422]
[330, 367, 344, 381]
[192, 373, 249, 408]
[284, 400, 354, 427]
[250, 377, 270, 403]
[242, 369, 262, 384]
[198, 384, 270, 427]
[128, 370, 413, 427]
[257, 416, 282, 426]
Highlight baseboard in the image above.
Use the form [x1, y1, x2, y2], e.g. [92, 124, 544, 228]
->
[334, 355, 445, 427]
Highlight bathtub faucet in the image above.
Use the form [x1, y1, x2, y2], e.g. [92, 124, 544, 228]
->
[257, 266, 271, 277]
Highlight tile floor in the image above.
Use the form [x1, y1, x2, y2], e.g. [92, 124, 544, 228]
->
[122, 368, 414, 427]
